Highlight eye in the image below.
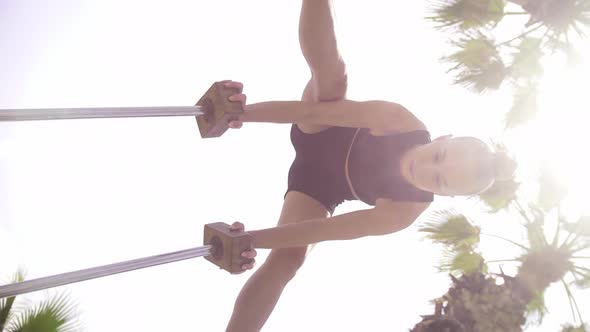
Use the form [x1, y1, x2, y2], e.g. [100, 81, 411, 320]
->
[433, 152, 440, 163]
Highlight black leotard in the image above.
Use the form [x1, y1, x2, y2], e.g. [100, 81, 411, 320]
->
[285, 124, 433, 214]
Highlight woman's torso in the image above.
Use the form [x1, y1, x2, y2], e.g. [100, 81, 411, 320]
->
[290, 124, 433, 207]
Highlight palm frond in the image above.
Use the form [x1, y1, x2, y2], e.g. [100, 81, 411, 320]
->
[505, 83, 539, 128]
[561, 278, 585, 326]
[525, 291, 548, 325]
[524, 0, 590, 41]
[444, 33, 508, 93]
[426, 0, 505, 30]
[446, 33, 498, 67]
[438, 248, 488, 275]
[508, 37, 545, 80]
[419, 210, 481, 249]
[571, 265, 590, 289]
[0, 296, 16, 331]
[5, 293, 80, 332]
[0, 269, 27, 331]
[477, 178, 521, 211]
[525, 218, 549, 251]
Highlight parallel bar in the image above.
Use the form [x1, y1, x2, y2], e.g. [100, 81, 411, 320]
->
[0, 245, 212, 298]
[0, 106, 204, 121]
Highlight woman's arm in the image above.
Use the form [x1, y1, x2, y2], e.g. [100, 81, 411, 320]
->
[242, 99, 424, 133]
[248, 204, 426, 249]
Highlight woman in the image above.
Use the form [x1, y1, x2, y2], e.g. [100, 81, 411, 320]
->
[223, 1, 516, 331]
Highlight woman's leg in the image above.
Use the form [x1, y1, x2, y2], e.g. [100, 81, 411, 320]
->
[299, 0, 347, 93]
[225, 191, 329, 332]
[297, 0, 349, 134]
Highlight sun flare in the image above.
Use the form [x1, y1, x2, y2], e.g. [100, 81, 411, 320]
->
[513, 55, 590, 215]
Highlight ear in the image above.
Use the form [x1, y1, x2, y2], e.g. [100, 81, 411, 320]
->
[434, 134, 453, 142]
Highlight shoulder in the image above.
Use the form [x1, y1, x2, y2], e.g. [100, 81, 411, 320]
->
[363, 101, 427, 136]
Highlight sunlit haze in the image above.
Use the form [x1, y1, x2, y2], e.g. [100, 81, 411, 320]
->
[1, 1, 589, 331]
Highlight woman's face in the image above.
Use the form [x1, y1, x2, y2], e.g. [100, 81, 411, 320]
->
[404, 135, 493, 196]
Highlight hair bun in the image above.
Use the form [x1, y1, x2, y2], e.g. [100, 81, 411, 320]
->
[493, 151, 517, 181]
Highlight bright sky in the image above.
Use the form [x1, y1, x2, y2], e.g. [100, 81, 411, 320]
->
[1, 1, 589, 331]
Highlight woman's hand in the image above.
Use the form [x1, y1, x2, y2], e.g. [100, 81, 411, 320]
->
[229, 221, 257, 273]
[224, 81, 246, 129]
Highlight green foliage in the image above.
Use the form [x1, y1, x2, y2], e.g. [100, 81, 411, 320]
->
[444, 33, 507, 92]
[426, 0, 505, 30]
[427, 0, 590, 128]
[509, 37, 544, 80]
[572, 266, 590, 289]
[0, 270, 26, 331]
[419, 211, 481, 249]
[477, 178, 521, 211]
[524, 0, 590, 37]
[446, 33, 498, 67]
[0, 270, 81, 332]
[525, 218, 548, 251]
[0, 297, 16, 332]
[525, 291, 548, 325]
[5, 293, 79, 332]
[439, 248, 488, 275]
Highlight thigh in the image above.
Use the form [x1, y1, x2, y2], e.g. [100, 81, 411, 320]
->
[277, 190, 329, 227]
[296, 74, 348, 134]
[266, 190, 329, 262]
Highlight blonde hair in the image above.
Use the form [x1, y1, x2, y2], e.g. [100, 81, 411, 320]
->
[453, 137, 517, 195]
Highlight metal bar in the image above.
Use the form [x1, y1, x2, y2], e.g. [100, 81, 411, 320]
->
[0, 245, 212, 298]
[0, 106, 204, 121]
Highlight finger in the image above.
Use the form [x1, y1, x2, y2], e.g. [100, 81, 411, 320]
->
[229, 121, 243, 129]
[224, 81, 243, 93]
[241, 250, 257, 259]
[230, 221, 244, 231]
[228, 93, 246, 102]
[222, 81, 241, 88]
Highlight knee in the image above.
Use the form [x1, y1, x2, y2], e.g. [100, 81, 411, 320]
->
[264, 247, 307, 279]
[314, 72, 348, 102]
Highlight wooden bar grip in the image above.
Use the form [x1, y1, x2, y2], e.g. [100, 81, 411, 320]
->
[195, 81, 244, 138]
[203, 222, 253, 274]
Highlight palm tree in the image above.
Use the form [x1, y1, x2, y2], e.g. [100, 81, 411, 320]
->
[410, 167, 589, 331]
[0, 270, 81, 332]
[426, 0, 590, 128]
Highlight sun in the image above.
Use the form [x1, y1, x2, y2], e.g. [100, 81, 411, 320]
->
[514, 53, 590, 215]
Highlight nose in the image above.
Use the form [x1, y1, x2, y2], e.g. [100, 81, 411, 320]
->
[418, 162, 440, 173]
